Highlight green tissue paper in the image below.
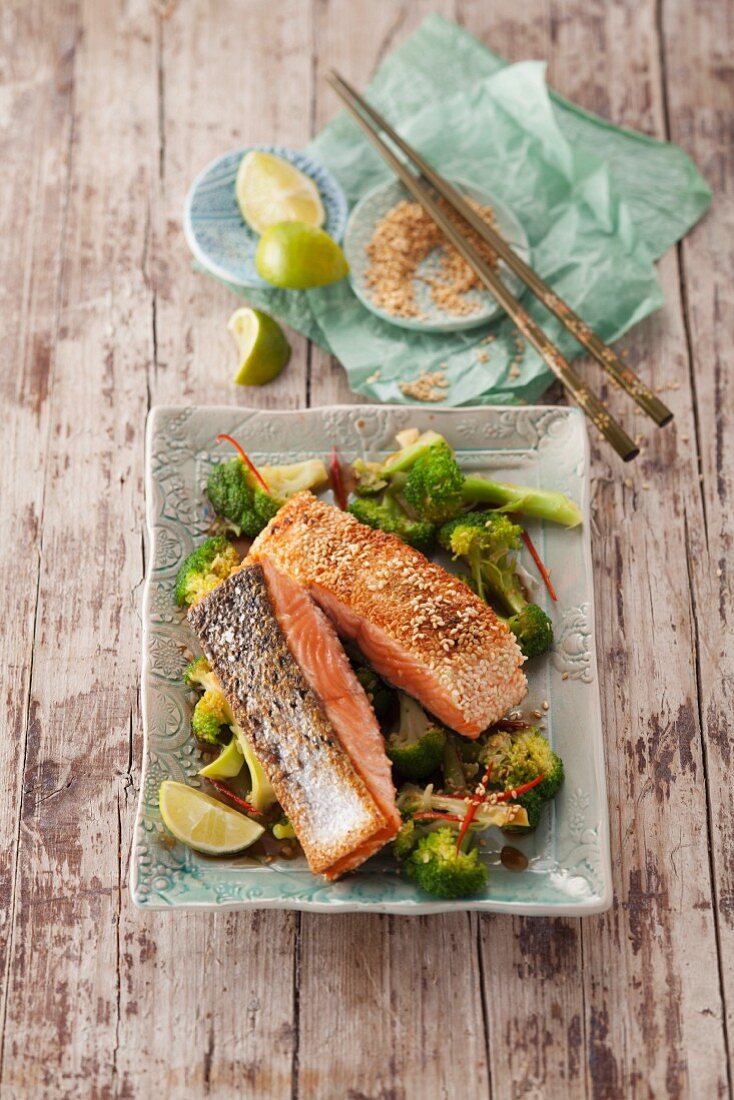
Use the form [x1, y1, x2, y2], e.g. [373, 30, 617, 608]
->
[222, 14, 710, 405]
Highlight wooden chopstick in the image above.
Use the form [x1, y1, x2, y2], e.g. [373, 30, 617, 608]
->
[332, 73, 672, 430]
[328, 73, 640, 462]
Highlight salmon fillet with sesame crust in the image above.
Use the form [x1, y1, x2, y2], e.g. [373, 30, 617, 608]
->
[249, 492, 527, 737]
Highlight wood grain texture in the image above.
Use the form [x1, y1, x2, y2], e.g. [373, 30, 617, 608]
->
[0, 0, 78, 1078]
[0, 0, 731, 1097]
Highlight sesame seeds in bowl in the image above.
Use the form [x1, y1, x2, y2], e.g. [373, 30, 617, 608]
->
[344, 177, 531, 334]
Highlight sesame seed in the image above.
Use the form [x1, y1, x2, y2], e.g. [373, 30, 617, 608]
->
[363, 197, 499, 319]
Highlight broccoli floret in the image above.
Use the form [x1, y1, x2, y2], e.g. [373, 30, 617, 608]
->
[392, 818, 417, 861]
[482, 728, 564, 831]
[438, 512, 525, 613]
[183, 655, 217, 690]
[354, 665, 396, 724]
[403, 441, 465, 525]
[506, 604, 554, 659]
[207, 459, 281, 538]
[351, 428, 581, 527]
[348, 496, 436, 554]
[351, 430, 447, 497]
[406, 827, 488, 899]
[386, 694, 447, 781]
[175, 536, 240, 608]
[439, 513, 554, 658]
[192, 689, 232, 744]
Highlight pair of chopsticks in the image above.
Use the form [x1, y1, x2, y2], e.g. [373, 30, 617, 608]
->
[328, 71, 674, 462]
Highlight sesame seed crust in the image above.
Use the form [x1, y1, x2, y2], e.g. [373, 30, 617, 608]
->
[250, 493, 527, 735]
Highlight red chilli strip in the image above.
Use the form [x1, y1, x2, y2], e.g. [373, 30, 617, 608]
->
[330, 445, 348, 511]
[493, 719, 532, 732]
[208, 779, 263, 816]
[521, 529, 558, 602]
[216, 433, 269, 493]
[413, 811, 464, 823]
[494, 775, 544, 802]
[456, 762, 492, 854]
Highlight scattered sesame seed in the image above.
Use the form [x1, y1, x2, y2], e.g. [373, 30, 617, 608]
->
[624, 477, 633, 489]
[542, 700, 549, 711]
[561, 672, 569, 681]
[716, 568, 723, 577]
[642, 482, 651, 490]
[364, 197, 499, 319]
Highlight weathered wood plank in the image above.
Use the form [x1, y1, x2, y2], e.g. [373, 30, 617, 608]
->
[114, 2, 316, 1096]
[308, 0, 457, 409]
[0, 0, 78, 1080]
[0, 0, 157, 1092]
[150, 0, 310, 411]
[662, 0, 734, 1086]
[299, 5, 494, 1100]
[457, 2, 729, 1098]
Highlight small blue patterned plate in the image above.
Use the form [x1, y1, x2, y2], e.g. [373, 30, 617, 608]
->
[344, 177, 530, 333]
[184, 145, 349, 289]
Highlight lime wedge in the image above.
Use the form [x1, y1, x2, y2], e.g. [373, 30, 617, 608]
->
[227, 307, 291, 386]
[236, 151, 325, 235]
[199, 737, 245, 779]
[159, 780, 264, 855]
[255, 222, 349, 290]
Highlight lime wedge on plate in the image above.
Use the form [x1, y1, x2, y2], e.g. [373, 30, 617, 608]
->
[236, 150, 325, 235]
[199, 737, 245, 779]
[227, 307, 291, 385]
[159, 780, 263, 855]
[255, 222, 349, 290]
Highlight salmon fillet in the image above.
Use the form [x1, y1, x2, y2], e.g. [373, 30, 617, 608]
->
[188, 563, 399, 879]
[260, 557, 401, 866]
[250, 492, 527, 737]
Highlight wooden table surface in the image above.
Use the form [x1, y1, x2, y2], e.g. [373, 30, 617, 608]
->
[2, 0, 732, 1096]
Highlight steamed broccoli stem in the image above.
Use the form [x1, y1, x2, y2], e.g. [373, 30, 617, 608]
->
[207, 458, 281, 538]
[406, 827, 488, 899]
[386, 694, 447, 781]
[461, 477, 582, 528]
[442, 734, 466, 792]
[175, 536, 240, 608]
[273, 817, 296, 840]
[232, 725, 277, 811]
[382, 430, 446, 474]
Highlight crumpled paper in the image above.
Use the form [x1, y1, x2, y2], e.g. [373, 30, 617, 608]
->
[217, 14, 710, 405]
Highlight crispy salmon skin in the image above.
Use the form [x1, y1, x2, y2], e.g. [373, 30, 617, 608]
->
[188, 562, 395, 878]
[250, 492, 527, 736]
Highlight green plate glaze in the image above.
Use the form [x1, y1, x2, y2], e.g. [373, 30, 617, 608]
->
[132, 405, 612, 915]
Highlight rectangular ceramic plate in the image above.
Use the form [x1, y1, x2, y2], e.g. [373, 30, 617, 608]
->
[132, 405, 612, 915]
